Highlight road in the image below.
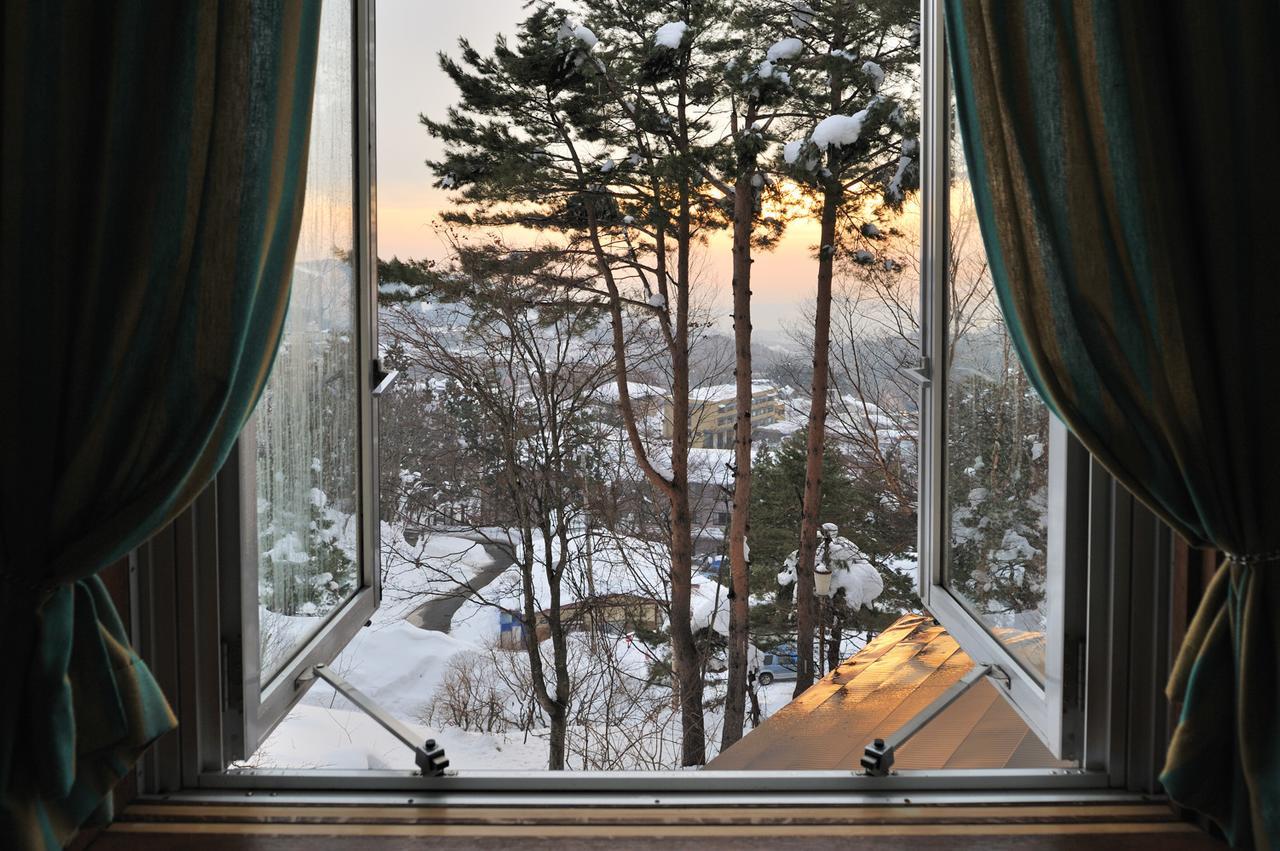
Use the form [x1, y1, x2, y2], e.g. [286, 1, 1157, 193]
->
[405, 535, 517, 633]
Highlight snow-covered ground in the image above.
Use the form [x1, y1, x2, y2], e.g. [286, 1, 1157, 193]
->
[249, 529, 795, 772]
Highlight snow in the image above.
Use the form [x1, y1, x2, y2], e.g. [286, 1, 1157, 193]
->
[774, 533, 887, 610]
[376, 530, 495, 624]
[250, 702, 549, 772]
[647, 292, 666, 308]
[558, 18, 598, 50]
[830, 559, 884, 609]
[378, 281, 424, 299]
[852, 248, 874, 264]
[756, 59, 775, 79]
[783, 139, 804, 165]
[450, 532, 673, 627]
[887, 150, 913, 202]
[622, 214, 636, 225]
[811, 110, 869, 148]
[573, 25, 598, 49]
[690, 580, 730, 634]
[860, 222, 882, 239]
[790, 1, 815, 28]
[766, 38, 803, 62]
[654, 21, 687, 49]
[250, 516, 858, 773]
[861, 60, 885, 91]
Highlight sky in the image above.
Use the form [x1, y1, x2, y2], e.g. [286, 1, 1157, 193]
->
[374, 0, 872, 341]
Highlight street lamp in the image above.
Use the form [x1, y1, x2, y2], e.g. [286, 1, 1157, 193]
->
[814, 560, 833, 597]
[814, 523, 836, 598]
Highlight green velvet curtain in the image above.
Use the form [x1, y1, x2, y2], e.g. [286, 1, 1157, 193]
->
[945, 0, 1280, 845]
[0, 2, 321, 846]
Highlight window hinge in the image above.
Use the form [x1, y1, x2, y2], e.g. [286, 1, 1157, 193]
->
[297, 664, 449, 777]
[861, 663, 1001, 776]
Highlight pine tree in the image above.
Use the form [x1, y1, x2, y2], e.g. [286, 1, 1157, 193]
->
[773, 0, 920, 695]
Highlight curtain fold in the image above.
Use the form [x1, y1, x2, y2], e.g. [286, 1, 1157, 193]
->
[0, 2, 321, 846]
[945, 0, 1280, 845]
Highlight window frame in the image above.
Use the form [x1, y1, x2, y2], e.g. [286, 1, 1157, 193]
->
[914, 0, 1092, 761]
[130, 0, 1177, 799]
[215, 0, 382, 763]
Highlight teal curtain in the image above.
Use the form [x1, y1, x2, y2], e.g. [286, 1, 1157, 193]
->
[0, 2, 321, 846]
[945, 0, 1280, 846]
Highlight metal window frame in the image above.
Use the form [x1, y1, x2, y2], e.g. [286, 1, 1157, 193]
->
[915, 0, 1091, 761]
[214, 0, 382, 763]
[131, 0, 1176, 802]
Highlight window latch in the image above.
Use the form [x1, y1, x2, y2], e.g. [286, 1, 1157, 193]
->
[297, 663, 449, 777]
[860, 663, 1002, 777]
[902, 356, 931, 387]
[372, 358, 400, 396]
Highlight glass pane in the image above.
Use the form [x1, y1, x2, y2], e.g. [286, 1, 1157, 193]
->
[255, 0, 359, 683]
[942, 86, 1050, 683]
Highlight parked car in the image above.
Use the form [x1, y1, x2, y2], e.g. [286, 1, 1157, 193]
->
[757, 650, 799, 686]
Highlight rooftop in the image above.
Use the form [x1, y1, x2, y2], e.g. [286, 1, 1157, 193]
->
[707, 613, 1066, 771]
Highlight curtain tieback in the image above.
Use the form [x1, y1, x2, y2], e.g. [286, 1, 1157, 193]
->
[1221, 549, 1280, 566]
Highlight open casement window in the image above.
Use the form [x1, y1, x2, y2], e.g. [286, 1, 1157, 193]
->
[126, 0, 1182, 798]
[914, 6, 1090, 761]
[217, 0, 381, 761]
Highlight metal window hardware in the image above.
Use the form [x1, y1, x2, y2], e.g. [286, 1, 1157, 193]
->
[860, 664, 1005, 777]
[297, 664, 449, 777]
[902, 356, 932, 387]
[372, 358, 400, 396]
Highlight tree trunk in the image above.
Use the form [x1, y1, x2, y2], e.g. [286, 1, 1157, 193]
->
[793, 186, 840, 697]
[546, 707, 567, 771]
[669, 179, 705, 766]
[721, 175, 755, 751]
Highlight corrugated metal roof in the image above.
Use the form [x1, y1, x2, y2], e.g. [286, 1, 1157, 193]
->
[706, 614, 1073, 771]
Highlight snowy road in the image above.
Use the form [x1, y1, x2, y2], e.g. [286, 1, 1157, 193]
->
[405, 537, 516, 632]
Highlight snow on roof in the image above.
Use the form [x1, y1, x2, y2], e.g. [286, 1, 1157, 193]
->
[686, 379, 779, 405]
[592, 381, 666, 402]
[688, 447, 734, 485]
[757, 418, 805, 436]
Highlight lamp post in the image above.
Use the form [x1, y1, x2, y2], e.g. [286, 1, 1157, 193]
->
[814, 523, 836, 675]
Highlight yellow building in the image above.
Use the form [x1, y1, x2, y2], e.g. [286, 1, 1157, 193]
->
[663, 381, 787, 449]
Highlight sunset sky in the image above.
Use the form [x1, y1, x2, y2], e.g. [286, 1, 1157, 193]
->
[374, 0, 896, 340]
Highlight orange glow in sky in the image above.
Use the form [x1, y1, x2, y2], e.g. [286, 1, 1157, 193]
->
[374, 0, 917, 340]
